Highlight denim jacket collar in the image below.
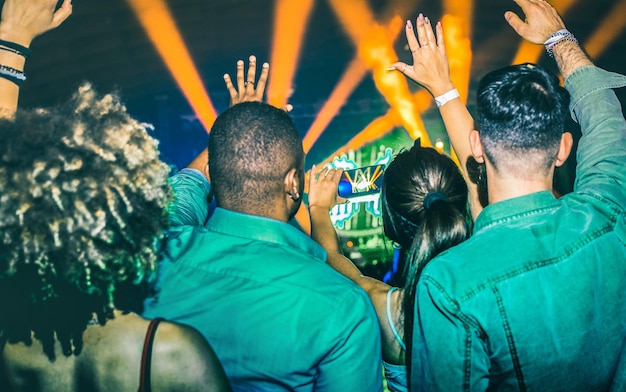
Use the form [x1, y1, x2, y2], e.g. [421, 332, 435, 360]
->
[474, 190, 560, 234]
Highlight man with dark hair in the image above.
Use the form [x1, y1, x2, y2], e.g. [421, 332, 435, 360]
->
[408, 0, 626, 390]
[143, 59, 382, 391]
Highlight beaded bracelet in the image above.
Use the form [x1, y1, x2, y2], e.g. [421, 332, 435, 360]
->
[0, 64, 26, 86]
[0, 39, 31, 58]
[544, 29, 578, 58]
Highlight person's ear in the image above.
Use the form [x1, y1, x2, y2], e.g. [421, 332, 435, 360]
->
[469, 130, 485, 163]
[203, 163, 211, 183]
[284, 167, 301, 201]
[555, 132, 573, 168]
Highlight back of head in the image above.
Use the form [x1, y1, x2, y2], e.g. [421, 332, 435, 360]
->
[208, 102, 304, 213]
[476, 63, 570, 178]
[0, 84, 172, 360]
[382, 140, 467, 250]
[381, 140, 469, 372]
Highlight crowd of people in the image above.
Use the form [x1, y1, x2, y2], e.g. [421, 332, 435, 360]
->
[0, 0, 625, 391]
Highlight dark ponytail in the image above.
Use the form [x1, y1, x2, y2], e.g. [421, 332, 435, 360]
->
[402, 199, 469, 375]
[381, 140, 469, 380]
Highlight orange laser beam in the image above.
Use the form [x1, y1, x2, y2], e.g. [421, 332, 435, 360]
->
[126, 0, 217, 132]
[267, 0, 315, 108]
[303, 14, 410, 152]
[304, 0, 415, 151]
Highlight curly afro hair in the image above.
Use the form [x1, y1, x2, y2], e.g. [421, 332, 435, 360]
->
[0, 84, 172, 360]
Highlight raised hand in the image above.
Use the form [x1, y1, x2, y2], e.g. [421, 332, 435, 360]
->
[223, 55, 269, 107]
[307, 165, 347, 212]
[0, 0, 72, 117]
[504, 0, 566, 44]
[0, 0, 72, 46]
[388, 14, 454, 97]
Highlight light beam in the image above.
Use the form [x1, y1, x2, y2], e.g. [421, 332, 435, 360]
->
[126, 0, 217, 132]
[267, 0, 315, 108]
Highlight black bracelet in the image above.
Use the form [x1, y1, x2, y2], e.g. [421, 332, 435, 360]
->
[0, 64, 26, 86]
[0, 39, 31, 58]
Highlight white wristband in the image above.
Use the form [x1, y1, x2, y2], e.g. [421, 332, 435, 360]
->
[434, 88, 460, 108]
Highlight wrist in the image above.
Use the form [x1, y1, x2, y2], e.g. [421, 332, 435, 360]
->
[0, 26, 34, 48]
[429, 81, 456, 98]
[308, 204, 332, 214]
[434, 88, 460, 108]
[544, 29, 577, 58]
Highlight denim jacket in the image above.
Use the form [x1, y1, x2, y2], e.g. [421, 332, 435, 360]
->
[410, 66, 626, 391]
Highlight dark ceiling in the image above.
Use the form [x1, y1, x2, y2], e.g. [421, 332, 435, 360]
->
[14, 0, 626, 168]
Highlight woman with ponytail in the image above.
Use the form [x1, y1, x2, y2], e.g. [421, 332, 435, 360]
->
[307, 12, 480, 392]
[308, 141, 469, 392]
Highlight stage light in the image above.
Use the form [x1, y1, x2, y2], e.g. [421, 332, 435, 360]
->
[126, 0, 217, 132]
[359, 19, 429, 143]
[443, 0, 473, 37]
[267, 0, 315, 108]
[303, 5, 411, 153]
[435, 139, 445, 152]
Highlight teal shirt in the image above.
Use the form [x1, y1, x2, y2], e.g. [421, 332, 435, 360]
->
[411, 66, 626, 391]
[144, 169, 383, 391]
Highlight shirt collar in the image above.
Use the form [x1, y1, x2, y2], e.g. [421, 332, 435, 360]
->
[207, 207, 327, 261]
[474, 190, 560, 233]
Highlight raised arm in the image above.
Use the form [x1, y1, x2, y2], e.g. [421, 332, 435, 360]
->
[389, 15, 482, 219]
[307, 165, 390, 294]
[308, 165, 414, 367]
[0, 0, 71, 117]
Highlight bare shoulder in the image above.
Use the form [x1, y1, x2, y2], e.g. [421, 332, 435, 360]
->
[152, 321, 232, 391]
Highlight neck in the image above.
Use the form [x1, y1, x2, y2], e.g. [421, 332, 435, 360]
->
[220, 197, 293, 223]
[486, 166, 554, 205]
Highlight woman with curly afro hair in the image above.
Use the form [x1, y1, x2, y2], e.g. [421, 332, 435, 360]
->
[0, 1, 230, 391]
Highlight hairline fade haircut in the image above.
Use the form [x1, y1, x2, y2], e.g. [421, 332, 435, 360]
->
[0, 84, 172, 360]
[208, 102, 304, 210]
[476, 63, 570, 177]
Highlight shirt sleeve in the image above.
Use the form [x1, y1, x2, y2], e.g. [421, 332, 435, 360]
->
[565, 66, 626, 209]
[410, 276, 490, 392]
[168, 168, 212, 227]
[315, 288, 384, 392]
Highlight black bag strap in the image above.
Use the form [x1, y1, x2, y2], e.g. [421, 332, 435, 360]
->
[138, 317, 165, 392]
